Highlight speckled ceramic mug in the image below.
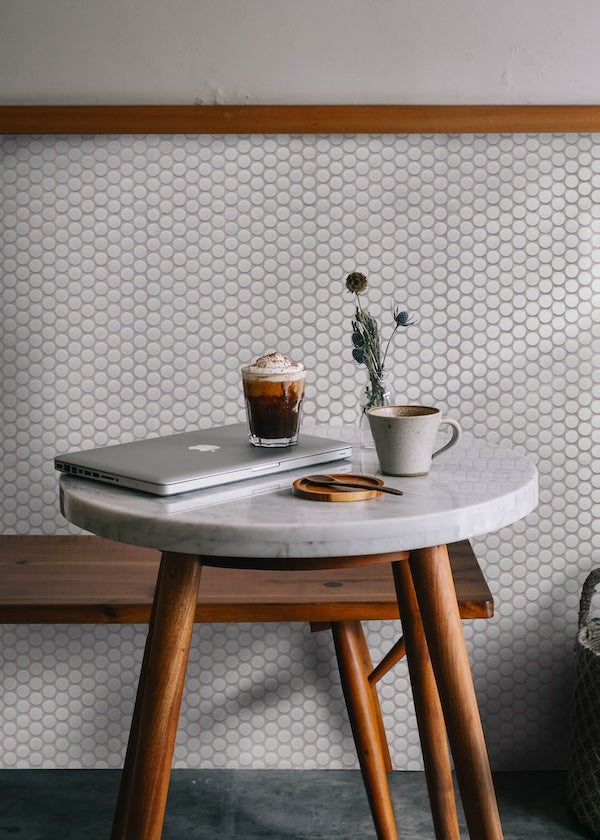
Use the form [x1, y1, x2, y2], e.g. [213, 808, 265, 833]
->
[367, 405, 462, 476]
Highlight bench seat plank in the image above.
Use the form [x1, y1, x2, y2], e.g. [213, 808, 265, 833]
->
[0, 535, 493, 624]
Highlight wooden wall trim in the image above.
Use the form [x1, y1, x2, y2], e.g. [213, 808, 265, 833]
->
[2, 104, 600, 135]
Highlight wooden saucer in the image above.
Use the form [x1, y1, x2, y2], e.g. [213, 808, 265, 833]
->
[292, 473, 384, 502]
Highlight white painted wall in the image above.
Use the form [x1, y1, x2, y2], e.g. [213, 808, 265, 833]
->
[2, 0, 600, 105]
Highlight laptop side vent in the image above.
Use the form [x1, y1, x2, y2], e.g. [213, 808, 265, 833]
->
[56, 463, 118, 483]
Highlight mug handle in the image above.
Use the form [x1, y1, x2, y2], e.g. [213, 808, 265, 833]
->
[432, 418, 462, 460]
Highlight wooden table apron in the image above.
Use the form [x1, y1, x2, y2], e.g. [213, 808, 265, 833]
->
[59, 435, 538, 840]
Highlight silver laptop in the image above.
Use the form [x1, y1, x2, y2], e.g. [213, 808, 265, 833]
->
[54, 423, 353, 496]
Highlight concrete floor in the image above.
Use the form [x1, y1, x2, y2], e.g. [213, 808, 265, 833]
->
[0, 769, 591, 839]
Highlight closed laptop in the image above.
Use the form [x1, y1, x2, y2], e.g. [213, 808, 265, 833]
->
[55, 423, 352, 496]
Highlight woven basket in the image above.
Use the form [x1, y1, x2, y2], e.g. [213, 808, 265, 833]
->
[567, 568, 600, 836]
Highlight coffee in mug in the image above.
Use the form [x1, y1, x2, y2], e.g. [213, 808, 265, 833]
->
[242, 352, 306, 447]
[367, 405, 462, 476]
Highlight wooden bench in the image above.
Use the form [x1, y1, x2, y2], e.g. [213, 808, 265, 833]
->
[0, 534, 492, 705]
[0, 535, 492, 625]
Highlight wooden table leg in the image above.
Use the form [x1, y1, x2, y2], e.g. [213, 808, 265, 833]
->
[111, 551, 203, 840]
[408, 545, 503, 840]
[110, 556, 165, 835]
[332, 620, 399, 840]
[392, 558, 460, 840]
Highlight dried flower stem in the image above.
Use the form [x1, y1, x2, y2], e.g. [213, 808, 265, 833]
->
[345, 271, 417, 411]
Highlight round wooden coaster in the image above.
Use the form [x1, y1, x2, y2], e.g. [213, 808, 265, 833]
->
[292, 473, 384, 502]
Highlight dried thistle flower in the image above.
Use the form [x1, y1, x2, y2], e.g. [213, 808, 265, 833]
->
[393, 308, 417, 328]
[345, 272, 368, 295]
[345, 271, 417, 411]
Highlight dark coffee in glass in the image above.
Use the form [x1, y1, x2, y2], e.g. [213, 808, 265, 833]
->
[242, 353, 306, 447]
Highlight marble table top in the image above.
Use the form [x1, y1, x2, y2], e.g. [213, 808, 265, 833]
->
[60, 427, 538, 561]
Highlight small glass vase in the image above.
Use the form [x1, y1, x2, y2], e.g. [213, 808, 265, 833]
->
[359, 370, 393, 448]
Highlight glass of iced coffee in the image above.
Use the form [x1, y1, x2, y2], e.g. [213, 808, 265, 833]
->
[242, 352, 306, 447]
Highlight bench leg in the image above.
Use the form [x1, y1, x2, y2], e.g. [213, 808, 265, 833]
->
[350, 621, 394, 773]
[331, 620, 399, 840]
[408, 545, 503, 840]
[111, 551, 203, 840]
[318, 620, 393, 773]
[392, 557, 460, 839]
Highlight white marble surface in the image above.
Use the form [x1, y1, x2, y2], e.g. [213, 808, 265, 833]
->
[59, 429, 538, 563]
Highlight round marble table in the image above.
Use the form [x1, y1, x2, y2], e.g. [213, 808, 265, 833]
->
[60, 432, 538, 840]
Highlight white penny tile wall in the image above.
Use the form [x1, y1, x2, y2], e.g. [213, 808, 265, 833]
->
[1, 131, 599, 770]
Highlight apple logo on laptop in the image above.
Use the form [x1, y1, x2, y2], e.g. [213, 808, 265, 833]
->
[188, 444, 221, 453]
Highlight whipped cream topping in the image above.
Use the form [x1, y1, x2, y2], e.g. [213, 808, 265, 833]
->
[243, 352, 305, 377]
